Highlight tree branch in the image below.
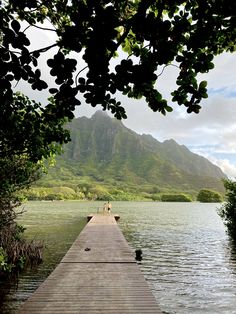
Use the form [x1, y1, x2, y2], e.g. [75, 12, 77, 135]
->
[156, 63, 179, 80]
[75, 66, 88, 87]
[29, 43, 58, 55]
[30, 24, 57, 32]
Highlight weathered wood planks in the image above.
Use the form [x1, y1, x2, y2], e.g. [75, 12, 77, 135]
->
[18, 214, 162, 313]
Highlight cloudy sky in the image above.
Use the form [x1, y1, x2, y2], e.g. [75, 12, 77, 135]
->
[17, 24, 236, 178]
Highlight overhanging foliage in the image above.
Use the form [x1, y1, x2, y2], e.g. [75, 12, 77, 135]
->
[1, 0, 236, 128]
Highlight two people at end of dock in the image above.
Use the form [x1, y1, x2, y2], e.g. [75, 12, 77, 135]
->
[103, 201, 112, 213]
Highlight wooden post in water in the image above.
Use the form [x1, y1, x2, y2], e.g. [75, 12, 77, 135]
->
[18, 214, 162, 313]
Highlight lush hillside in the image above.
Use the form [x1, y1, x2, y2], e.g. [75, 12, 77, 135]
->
[33, 111, 226, 201]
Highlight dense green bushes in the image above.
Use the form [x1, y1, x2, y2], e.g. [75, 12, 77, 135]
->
[161, 194, 192, 202]
[22, 184, 224, 203]
[24, 187, 80, 201]
[22, 186, 144, 201]
[197, 189, 223, 203]
[219, 180, 236, 241]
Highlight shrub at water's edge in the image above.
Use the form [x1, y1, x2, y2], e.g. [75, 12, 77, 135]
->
[161, 194, 192, 202]
[0, 225, 43, 278]
[0, 91, 70, 277]
[197, 189, 223, 203]
[0, 157, 44, 278]
[219, 179, 236, 241]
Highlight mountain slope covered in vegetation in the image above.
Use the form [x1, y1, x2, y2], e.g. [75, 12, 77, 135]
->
[35, 111, 226, 200]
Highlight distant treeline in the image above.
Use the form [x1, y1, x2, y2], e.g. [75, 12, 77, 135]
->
[21, 185, 223, 203]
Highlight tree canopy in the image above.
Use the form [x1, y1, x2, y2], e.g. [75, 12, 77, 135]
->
[1, 1, 236, 147]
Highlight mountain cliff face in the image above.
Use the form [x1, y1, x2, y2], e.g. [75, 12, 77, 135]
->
[48, 111, 226, 192]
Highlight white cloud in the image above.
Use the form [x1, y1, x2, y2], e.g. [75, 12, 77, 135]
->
[121, 95, 236, 146]
[189, 145, 236, 177]
[200, 53, 236, 91]
[209, 158, 236, 179]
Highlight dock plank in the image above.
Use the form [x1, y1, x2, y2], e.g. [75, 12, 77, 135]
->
[18, 214, 162, 313]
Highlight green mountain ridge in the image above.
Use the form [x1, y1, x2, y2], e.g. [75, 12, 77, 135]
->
[37, 111, 226, 199]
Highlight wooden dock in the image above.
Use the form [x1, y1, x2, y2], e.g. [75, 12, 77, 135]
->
[18, 214, 162, 313]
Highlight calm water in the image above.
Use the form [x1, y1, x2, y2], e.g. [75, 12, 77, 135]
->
[1, 201, 236, 314]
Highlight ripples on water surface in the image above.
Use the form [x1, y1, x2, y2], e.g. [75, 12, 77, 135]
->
[1, 201, 236, 314]
[117, 202, 236, 314]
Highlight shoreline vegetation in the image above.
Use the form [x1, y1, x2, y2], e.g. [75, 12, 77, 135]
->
[21, 185, 223, 203]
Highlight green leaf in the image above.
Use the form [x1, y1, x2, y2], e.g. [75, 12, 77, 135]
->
[202, 93, 208, 98]
[199, 81, 207, 89]
[11, 20, 20, 33]
[49, 88, 58, 94]
[166, 106, 173, 112]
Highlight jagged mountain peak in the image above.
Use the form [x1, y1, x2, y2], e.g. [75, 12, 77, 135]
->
[163, 139, 178, 145]
[91, 110, 109, 118]
[58, 113, 226, 193]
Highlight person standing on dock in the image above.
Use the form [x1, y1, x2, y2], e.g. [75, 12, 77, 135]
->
[107, 201, 112, 213]
[103, 203, 107, 212]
